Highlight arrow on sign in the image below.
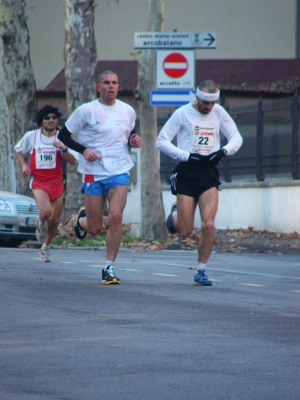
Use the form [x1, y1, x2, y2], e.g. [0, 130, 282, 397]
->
[150, 90, 196, 106]
[203, 33, 216, 47]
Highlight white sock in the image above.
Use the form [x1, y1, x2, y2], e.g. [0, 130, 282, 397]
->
[197, 263, 206, 271]
[105, 260, 114, 269]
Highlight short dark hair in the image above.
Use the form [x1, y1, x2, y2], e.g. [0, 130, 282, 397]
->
[36, 105, 62, 126]
[97, 70, 118, 83]
[198, 80, 218, 93]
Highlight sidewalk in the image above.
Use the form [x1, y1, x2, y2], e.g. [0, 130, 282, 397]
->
[153, 227, 300, 254]
[53, 216, 300, 254]
[211, 228, 300, 255]
[19, 213, 300, 254]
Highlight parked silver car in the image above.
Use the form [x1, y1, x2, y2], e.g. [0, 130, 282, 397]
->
[0, 190, 40, 246]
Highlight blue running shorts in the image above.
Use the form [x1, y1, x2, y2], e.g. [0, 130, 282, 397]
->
[81, 173, 130, 196]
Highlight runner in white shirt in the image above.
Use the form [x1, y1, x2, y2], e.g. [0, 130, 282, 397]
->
[58, 70, 142, 284]
[156, 80, 243, 286]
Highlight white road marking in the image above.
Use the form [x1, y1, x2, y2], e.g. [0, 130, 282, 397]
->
[147, 261, 300, 281]
[153, 273, 178, 277]
[239, 283, 264, 287]
[121, 269, 141, 272]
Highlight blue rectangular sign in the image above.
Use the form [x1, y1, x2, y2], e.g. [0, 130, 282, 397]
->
[150, 89, 196, 107]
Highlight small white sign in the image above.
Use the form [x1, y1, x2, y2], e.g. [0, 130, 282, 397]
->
[156, 50, 195, 89]
[134, 32, 216, 49]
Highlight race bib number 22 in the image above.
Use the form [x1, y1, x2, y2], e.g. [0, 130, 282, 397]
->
[190, 125, 216, 155]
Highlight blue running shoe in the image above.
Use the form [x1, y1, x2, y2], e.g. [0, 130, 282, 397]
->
[194, 269, 212, 286]
[166, 203, 177, 234]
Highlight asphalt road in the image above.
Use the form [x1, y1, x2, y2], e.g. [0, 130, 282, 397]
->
[0, 247, 299, 400]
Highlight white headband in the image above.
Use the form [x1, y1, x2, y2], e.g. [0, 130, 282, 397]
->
[196, 88, 220, 102]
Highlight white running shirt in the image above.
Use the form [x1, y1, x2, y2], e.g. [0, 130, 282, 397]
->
[65, 99, 136, 180]
[156, 102, 243, 161]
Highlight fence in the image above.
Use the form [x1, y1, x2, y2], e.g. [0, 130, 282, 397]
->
[158, 93, 300, 184]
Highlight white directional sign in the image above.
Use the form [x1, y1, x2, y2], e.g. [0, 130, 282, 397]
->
[157, 50, 195, 89]
[150, 90, 196, 107]
[134, 32, 216, 49]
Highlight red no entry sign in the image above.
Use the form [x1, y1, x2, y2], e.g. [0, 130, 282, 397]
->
[163, 52, 188, 78]
[156, 50, 195, 89]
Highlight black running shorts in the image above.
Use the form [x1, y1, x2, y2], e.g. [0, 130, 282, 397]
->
[169, 162, 222, 201]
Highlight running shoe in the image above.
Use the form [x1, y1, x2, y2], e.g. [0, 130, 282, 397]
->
[75, 206, 87, 240]
[102, 266, 120, 285]
[166, 203, 177, 234]
[194, 270, 212, 286]
[39, 244, 51, 263]
[36, 218, 47, 243]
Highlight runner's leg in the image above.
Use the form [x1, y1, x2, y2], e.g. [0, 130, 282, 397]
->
[32, 189, 52, 223]
[175, 194, 197, 237]
[83, 194, 106, 235]
[197, 187, 218, 264]
[44, 196, 63, 246]
[105, 185, 128, 261]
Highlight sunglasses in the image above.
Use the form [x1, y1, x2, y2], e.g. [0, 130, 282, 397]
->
[43, 115, 58, 120]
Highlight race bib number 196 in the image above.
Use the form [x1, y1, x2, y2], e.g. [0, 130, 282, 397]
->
[190, 125, 216, 155]
[36, 147, 56, 169]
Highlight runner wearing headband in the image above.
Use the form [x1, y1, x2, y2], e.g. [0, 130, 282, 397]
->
[156, 79, 243, 286]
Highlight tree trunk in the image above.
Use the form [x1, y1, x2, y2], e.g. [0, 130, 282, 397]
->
[137, 0, 167, 239]
[0, 0, 37, 195]
[64, 0, 97, 219]
[0, 40, 11, 191]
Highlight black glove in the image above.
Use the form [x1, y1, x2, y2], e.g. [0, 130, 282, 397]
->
[207, 149, 226, 166]
[188, 153, 209, 165]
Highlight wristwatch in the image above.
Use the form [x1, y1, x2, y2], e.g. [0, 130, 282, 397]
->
[62, 147, 68, 153]
[221, 148, 228, 156]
